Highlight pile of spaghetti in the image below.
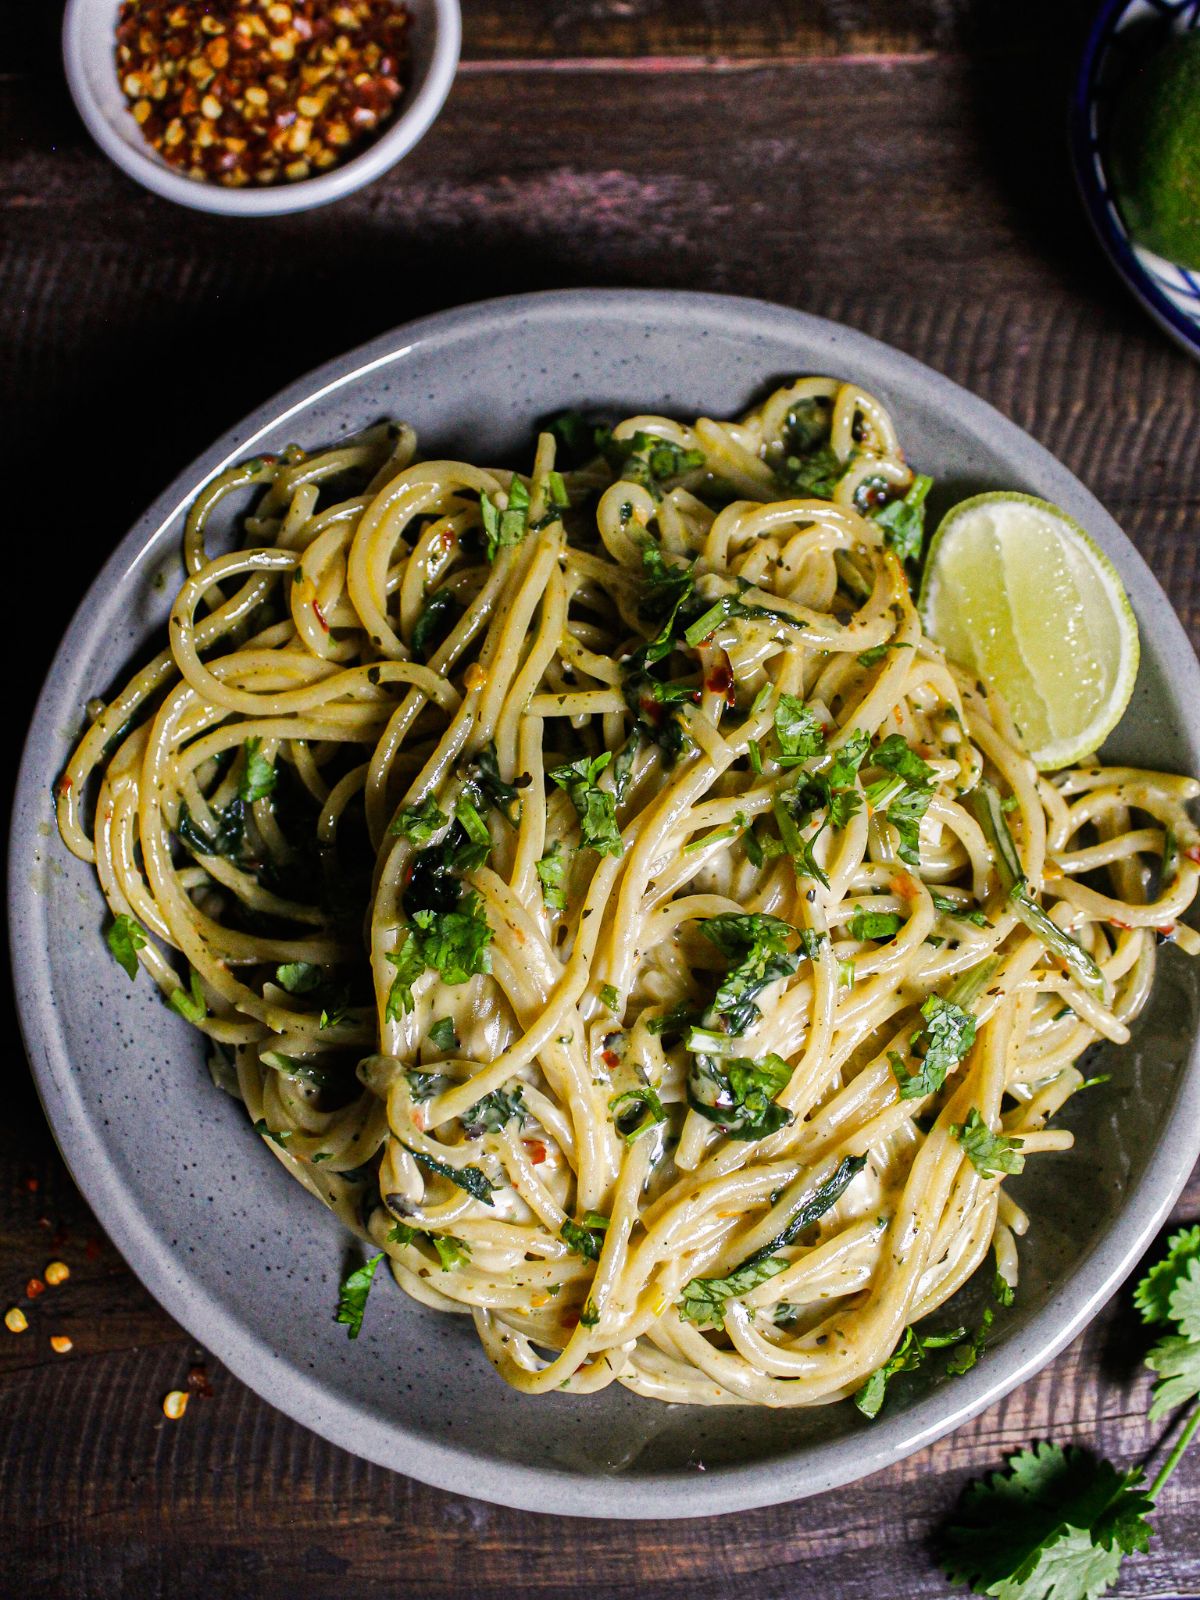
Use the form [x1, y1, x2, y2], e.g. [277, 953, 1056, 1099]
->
[57, 379, 1200, 1408]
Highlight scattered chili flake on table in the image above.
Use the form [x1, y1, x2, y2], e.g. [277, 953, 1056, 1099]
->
[186, 1364, 214, 1398]
[114, 0, 411, 188]
[162, 1389, 189, 1420]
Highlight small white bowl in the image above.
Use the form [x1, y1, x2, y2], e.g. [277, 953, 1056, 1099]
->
[63, 0, 461, 217]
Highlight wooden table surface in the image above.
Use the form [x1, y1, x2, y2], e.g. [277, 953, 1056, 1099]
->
[4, 2, 1200, 1596]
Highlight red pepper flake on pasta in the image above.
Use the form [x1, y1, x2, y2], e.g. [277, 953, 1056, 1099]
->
[114, 0, 411, 188]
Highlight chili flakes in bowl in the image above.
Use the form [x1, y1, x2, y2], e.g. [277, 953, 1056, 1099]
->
[114, 0, 411, 187]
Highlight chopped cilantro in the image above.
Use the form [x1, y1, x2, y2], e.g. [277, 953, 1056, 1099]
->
[548, 751, 623, 856]
[335, 1254, 383, 1339]
[536, 840, 570, 911]
[872, 473, 933, 564]
[849, 907, 904, 941]
[389, 796, 448, 846]
[275, 961, 323, 994]
[412, 589, 459, 661]
[462, 1085, 527, 1136]
[428, 1017, 458, 1054]
[168, 968, 207, 1024]
[953, 1107, 1025, 1177]
[106, 913, 146, 981]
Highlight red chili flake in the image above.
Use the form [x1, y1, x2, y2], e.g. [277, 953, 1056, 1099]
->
[1158, 925, 1176, 939]
[312, 597, 330, 632]
[23, 1177, 39, 1194]
[523, 1140, 547, 1165]
[186, 1364, 214, 1398]
[57, 775, 72, 797]
[438, 528, 455, 551]
[26, 1279, 45, 1300]
[115, 0, 411, 189]
[704, 651, 736, 708]
[1187, 845, 1200, 864]
[600, 1049, 620, 1071]
[1110, 918, 1133, 931]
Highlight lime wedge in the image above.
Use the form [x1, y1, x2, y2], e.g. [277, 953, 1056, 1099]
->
[918, 493, 1140, 770]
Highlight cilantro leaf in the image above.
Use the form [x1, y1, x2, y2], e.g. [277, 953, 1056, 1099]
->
[854, 1323, 967, 1418]
[698, 913, 800, 1035]
[275, 961, 323, 994]
[1146, 1333, 1200, 1422]
[873, 733, 936, 787]
[411, 588, 459, 661]
[462, 1084, 527, 1137]
[873, 473, 933, 564]
[402, 1144, 495, 1205]
[886, 782, 934, 867]
[548, 751, 623, 856]
[536, 840, 570, 911]
[849, 907, 904, 941]
[774, 695, 826, 766]
[686, 1052, 794, 1140]
[857, 641, 913, 669]
[432, 1235, 472, 1272]
[335, 1253, 383, 1339]
[168, 967, 207, 1024]
[238, 736, 277, 803]
[775, 440, 844, 499]
[385, 893, 493, 1016]
[562, 1215, 608, 1261]
[465, 743, 520, 825]
[936, 1443, 1154, 1599]
[953, 1107, 1025, 1178]
[601, 430, 705, 494]
[389, 797, 448, 846]
[891, 994, 979, 1100]
[428, 1017, 458, 1055]
[106, 913, 147, 980]
[481, 477, 530, 560]
[1133, 1226, 1200, 1326]
[931, 892, 990, 928]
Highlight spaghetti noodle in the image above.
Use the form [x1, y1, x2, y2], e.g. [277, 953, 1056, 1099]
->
[57, 379, 1200, 1407]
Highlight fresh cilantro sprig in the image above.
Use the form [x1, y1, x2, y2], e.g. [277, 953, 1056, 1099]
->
[937, 1225, 1200, 1599]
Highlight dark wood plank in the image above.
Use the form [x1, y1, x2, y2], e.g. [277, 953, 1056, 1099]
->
[4, 8, 1200, 1598]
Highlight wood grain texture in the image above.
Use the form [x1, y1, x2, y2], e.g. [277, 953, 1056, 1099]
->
[4, 1, 1200, 1595]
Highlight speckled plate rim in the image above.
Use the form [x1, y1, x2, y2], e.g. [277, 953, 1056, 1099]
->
[1070, 0, 1200, 364]
[11, 290, 1200, 1519]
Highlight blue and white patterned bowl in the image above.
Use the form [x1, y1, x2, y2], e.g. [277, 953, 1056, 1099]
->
[1072, 0, 1200, 360]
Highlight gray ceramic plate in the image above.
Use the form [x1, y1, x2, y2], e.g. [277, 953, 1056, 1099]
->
[11, 291, 1200, 1519]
